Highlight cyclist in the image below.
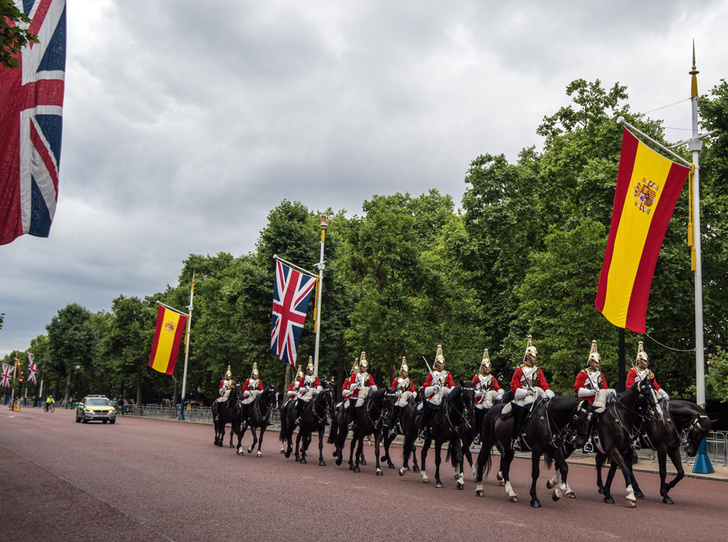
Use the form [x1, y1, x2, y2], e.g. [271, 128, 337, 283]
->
[45, 396, 56, 412]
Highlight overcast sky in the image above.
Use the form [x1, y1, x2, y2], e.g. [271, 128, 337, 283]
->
[2, 0, 727, 357]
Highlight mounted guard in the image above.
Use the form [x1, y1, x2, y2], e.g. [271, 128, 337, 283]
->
[241, 362, 264, 429]
[217, 365, 236, 403]
[418, 344, 454, 440]
[295, 357, 323, 426]
[344, 352, 377, 429]
[389, 357, 415, 437]
[472, 349, 503, 445]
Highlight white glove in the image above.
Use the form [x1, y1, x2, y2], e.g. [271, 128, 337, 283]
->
[243, 391, 251, 399]
[349, 383, 358, 391]
[658, 389, 669, 401]
[474, 390, 483, 398]
[578, 388, 596, 398]
[424, 386, 436, 397]
[287, 391, 295, 398]
[545, 389, 555, 399]
[514, 388, 529, 401]
[396, 391, 402, 397]
[370, 385, 378, 391]
[342, 389, 351, 398]
[496, 389, 504, 398]
[316, 386, 323, 393]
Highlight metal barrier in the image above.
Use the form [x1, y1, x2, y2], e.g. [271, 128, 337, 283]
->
[649, 430, 728, 467]
[123, 404, 280, 428]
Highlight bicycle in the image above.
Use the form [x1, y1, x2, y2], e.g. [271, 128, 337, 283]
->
[44, 403, 55, 413]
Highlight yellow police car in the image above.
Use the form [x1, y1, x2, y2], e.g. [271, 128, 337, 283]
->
[75, 395, 117, 424]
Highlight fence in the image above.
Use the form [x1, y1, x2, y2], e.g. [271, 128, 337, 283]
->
[646, 429, 728, 468]
[121, 403, 281, 427]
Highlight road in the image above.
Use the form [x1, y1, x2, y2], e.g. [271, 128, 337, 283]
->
[2, 407, 727, 541]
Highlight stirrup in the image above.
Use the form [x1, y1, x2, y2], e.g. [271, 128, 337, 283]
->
[389, 427, 398, 438]
[294, 418, 301, 427]
[347, 422, 354, 431]
[473, 435, 481, 446]
[511, 438, 521, 451]
[631, 439, 641, 450]
[418, 430, 427, 440]
[582, 441, 594, 453]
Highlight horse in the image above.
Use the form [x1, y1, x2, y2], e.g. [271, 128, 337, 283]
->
[474, 396, 593, 507]
[591, 378, 660, 507]
[294, 383, 335, 466]
[399, 383, 475, 488]
[211, 385, 241, 448]
[338, 388, 396, 475]
[233, 384, 278, 457]
[379, 389, 419, 471]
[596, 398, 713, 504]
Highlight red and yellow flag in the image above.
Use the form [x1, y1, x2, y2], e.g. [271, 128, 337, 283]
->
[595, 128, 690, 333]
[149, 305, 188, 375]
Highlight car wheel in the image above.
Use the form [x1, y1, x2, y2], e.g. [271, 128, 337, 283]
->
[110, 419, 116, 424]
[82, 419, 88, 423]
[102, 420, 108, 423]
[76, 415, 80, 423]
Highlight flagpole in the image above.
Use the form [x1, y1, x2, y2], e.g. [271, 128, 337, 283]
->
[178, 272, 195, 421]
[313, 215, 329, 377]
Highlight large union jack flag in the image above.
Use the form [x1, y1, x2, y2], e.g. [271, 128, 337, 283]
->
[0, 0, 66, 245]
[27, 353, 39, 384]
[1, 363, 15, 387]
[271, 259, 317, 366]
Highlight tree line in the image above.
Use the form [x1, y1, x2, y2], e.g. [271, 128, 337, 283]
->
[3, 79, 728, 408]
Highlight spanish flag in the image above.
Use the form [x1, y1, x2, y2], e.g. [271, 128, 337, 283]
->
[595, 128, 690, 333]
[149, 304, 188, 375]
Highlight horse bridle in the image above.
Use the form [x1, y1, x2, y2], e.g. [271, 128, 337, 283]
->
[543, 399, 590, 449]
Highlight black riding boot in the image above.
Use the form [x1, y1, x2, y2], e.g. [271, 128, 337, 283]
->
[295, 400, 304, 426]
[390, 405, 402, 437]
[510, 404, 525, 451]
[347, 398, 357, 430]
[241, 403, 249, 429]
[474, 408, 486, 445]
[419, 403, 432, 440]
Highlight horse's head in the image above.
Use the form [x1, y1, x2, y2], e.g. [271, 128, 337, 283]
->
[684, 412, 712, 457]
[459, 381, 476, 419]
[637, 378, 661, 420]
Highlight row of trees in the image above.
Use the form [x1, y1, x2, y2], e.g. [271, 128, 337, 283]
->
[3, 79, 728, 408]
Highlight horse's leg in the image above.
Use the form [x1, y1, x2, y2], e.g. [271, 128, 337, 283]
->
[434, 440, 443, 488]
[420, 438, 431, 483]
[348, 434, 358, 471]
[248, 427, 258, 455]
[626, 448, 644, 498]
[374, 432, 383, 476]
[256, 426, 265, 457]
[295, 431, 303, 462]
[661, 447, 683, 504]
[398, 437, 411, 476]
[229, 421, 235, 448]
[381, 431, 395, 469]
[318, 427, 326, 466]
[353, 436, 364, 473]
[606, 453, 637, 507]
[551, 452, 571, 500]
[501, 448, 518, 502]
[529, 452, 542, 508]
[595, 452, 606, 494]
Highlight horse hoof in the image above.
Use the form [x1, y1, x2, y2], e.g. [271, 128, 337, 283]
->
[422, 477, 430, 484]
[399, 468, 406, 476]
[457, 482, 464, 491]
[237, 449, 244, 456]
[360, 459, 367, 466]
[301, 458, 307, 464]
[635, 490, 645, 499]
[376, 469, 383, 476]
[546, 480, 554, 489]
[285, 451, 291, 459]
[256, 451, 262, 458]
[280, 448, 285, 454]
[662, 497, 674, 505]
[295, 458, 300, 462]
[354, 466, 360, 473]
[229, 444, 235, 449]
[598, 487, 605, 495]
[319, 460, 326, 467]
[604, 496, 615, 504]
[248, 446, 253, 454]
[388, 463, 395, 469]
[413, 466, 420, 473]
[531, 499, 541, 508]
[565, 491, 576, 499]
[336, 458, 342, 466]
[499, 480, 506, 487]
[627, 499, 637, 508]
[435, 481, 443, 488]
[476, 489, 484, 497]
[509, 496, 518, 503]
[552, 493, 560, 502]
[380, 456, 387, 462]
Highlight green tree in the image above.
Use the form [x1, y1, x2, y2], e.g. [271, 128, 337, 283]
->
[1, 0, 38, 68]
[46, 304, 97, 402]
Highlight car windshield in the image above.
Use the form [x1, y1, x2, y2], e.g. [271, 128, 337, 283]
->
[85, 398, 111, 407]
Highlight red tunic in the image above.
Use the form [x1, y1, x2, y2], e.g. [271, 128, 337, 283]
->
[391, 377, 415, 393]
[573, 370, 608, 404]
[242, 379, 264, 393]
[345, 372, 376, 399]
[626, 368, 662, 391]
[471, 374, 501, 406]
[422, 371, 455, 401]
[510, 365, 551, 395]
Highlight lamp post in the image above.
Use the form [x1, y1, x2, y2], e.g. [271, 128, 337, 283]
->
[313, 214, 328, 376]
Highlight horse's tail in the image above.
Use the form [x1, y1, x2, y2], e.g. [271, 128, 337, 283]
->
[477, 411, 498, 480]
[327, 411, 338, 444]
[543, 450, 554, 470]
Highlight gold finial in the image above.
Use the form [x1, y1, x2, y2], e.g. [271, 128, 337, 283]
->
[690, 40, 699, 99]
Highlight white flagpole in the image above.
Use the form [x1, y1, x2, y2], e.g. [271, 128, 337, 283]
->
[313, 215, 329, 376]
[178, 272, 195, 421]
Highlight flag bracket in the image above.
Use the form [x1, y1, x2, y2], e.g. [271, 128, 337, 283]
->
[616, 117, 692, 167]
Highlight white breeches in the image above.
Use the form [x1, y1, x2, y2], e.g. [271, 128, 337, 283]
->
[395, 391, 413, 408]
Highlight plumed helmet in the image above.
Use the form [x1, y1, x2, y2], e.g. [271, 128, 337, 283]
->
[435, 344, 445, 365]
[588, 340, 601, 364]
[636, 341, 649, 362]
[296, 365, 303, 380]
[225, 365, 232, 379]
[359, 351, 368, 369]
[251, 362, 259, 378]
[524, 335, 537, 359]
[480, 349, 491, 369]
[400, 357, 409, 373]
[351, 358, 359, 374]
[307, 356, 314, 372]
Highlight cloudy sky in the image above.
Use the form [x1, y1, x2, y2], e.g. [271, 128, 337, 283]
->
[2, 0, 727, 357]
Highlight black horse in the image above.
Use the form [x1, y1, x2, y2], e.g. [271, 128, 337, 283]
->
[295, 383, 335, 466]
[597, 398, 713, 504]
[379, 389, 419, 471]
[475, 396, 593, 507]
[592, 378, 660, 507]
[399, 384, 475, 488]
[212, 385, 240, 448]
[233, 384, 278, 457]
[335, 388, 395, 475]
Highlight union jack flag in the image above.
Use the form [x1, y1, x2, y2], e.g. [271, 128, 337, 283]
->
[1, 363, 15, 387]
[28, 353, 39, 384]
[0, 0, 66, 245]
[271, 260, 317, 366]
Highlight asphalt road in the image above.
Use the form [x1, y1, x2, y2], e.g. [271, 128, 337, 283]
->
[2, 407, 727, 542]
